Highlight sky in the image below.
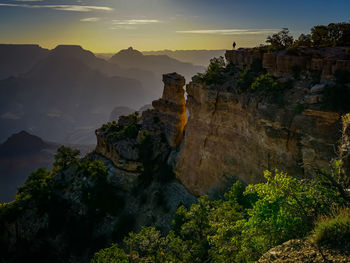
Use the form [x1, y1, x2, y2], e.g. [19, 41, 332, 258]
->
[0, 0, 349, 52]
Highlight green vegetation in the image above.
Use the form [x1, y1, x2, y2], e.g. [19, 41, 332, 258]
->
[313, 208, 350, 249]
[237, 59, 265, 91]
[92, 165, 349, 262]
[100, 113, 140, 143]
[266, 28, 294, 51]
[265, 22, 350, 51]
[91, 244, 128, 263]
[193, 56, 226, 85]
[53, 146, 80, 171]
[250, 73, 285, 105]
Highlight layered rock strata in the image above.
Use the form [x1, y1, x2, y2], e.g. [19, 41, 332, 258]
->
[175, 49, 349, 195]
[226, 47, 350, 80]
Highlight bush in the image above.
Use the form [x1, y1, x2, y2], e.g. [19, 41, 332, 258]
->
[91, 243, 128, 263]
[313, 208, 350, 248]
[266, 28, 294, 50]
[53, 146, 80, 171]
[250, 73, 281, 94]
[194, 57, 226, 85]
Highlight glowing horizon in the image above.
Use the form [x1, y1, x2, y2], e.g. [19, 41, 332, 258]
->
[0, 0, 349, 53]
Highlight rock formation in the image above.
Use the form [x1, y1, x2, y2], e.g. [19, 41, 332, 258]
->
[226, 47, 350, 80]
[152, 73, 187, 148]
[176, 47, 349, 195]
[95, 72, 187, 174]
[258, 239, 350, 263]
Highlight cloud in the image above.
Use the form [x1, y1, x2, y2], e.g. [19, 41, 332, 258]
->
[176, 29, 278, 35]
[0, 3, 114, 12]
[14, 0, 43, 2]
[80, 17, 100, 22]
[110, 25, 137, 30]
[112, 19, 161, 25]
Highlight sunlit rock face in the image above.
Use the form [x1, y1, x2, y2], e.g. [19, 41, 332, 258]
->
[175, 48, 349, 196]
[152, 73, 187, 148]
[95, 72, 187, 173]
[226, 47, 350, 80]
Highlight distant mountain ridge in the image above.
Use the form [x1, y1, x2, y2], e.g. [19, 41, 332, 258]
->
[0, 130, 93, 202]
[0, 44, 49, 80]
[109, 47, 205, 92]
[143, 49, 226, 67]
[0, 44, 204, 144]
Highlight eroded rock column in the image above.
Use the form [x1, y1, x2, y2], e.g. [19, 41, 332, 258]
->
[152, 73, 187, 148]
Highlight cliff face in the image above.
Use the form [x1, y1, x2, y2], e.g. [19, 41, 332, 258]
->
[175, 47, 349, 195]
[226, 47, 350, 80]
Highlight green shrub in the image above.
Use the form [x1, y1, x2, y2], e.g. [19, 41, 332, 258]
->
[251, 73, 279, 92]
[313, 208, 350, 248]
[91, 243, 128, 263]
[53, 146, 80, 171]
[194, 57, 226, 85]
[237, 68, 255, 90]
[266, 28, 294, 50]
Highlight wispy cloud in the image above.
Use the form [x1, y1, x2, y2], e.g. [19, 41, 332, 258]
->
[80, 17, 100, 22]
[176, 29, 278, 35]
[110, 25, 137, 30]
[112, 19, 161, 25]
[0, 3, 114, 12]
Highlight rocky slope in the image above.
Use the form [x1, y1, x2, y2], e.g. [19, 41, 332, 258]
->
[258, 239, 350, 263]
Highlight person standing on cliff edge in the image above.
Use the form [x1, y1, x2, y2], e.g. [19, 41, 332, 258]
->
[233, 41, 236, 49]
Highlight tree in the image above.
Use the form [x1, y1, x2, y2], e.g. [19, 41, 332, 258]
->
[266, 28, 294, 50]
[295, 33, 313, 47]
[194, 57, 226, 85]
[91, 243, 128, 263]
[53, 146, 80, 170]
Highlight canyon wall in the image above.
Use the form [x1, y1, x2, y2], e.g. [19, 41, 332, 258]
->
[175, 47, 349, 195]
[226, 47, 350, 80]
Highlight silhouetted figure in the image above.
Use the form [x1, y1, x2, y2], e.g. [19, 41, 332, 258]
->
[233, 41, 236, 49]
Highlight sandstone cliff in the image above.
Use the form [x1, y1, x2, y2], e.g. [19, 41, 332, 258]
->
[175, 47, 349, 195]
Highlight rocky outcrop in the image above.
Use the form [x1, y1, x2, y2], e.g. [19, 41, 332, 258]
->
[226, 47, 350, 80]
[175, 51, 346, 195]
[258, 239, 350, 263]
[95, 72, 187, 174]
[225, 49, 262, 68]
[152, 73, 187, 148]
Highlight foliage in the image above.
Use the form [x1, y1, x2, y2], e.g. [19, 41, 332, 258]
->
[101, 113, 140, 143]
[91, 243, 128, 263]
[251, 73, 279, 92]
[92, 165, 348, 263]
[80, 160, 125, 216]
[313, 208, 350, 248]
[194, 57, 226, 85]
[237, 59, 264, 91]
[295, 33, 313, 47]
[311, 22, 350, 47]
[124, 227, 167, 263]
[250, 74, 285, 104]
[53, 146, 80, 171]
[266, 28, 294, 50]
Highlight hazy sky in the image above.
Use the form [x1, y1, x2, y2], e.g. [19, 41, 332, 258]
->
[0, 0, 349, 52]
